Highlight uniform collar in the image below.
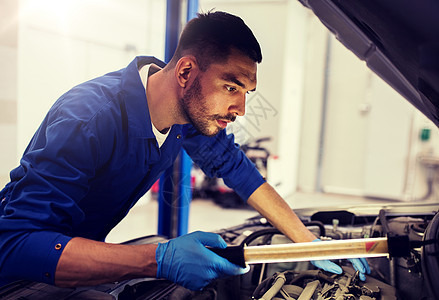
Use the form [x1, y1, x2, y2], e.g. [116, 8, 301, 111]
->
[121, 56, 166, 139]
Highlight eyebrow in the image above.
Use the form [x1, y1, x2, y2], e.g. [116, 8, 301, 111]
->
[221, 73, 256, 92]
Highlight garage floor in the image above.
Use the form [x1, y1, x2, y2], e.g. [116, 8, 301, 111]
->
[105, 192, 393, 243]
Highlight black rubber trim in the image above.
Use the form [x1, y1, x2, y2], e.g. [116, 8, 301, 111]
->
[208, 245, 246, 268]
[387, 234, 410, 258]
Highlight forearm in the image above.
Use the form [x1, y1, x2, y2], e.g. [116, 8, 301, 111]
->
[55, 237, 158, 287]
[247, 183, 371, 280]
[247, 182, 317, 243]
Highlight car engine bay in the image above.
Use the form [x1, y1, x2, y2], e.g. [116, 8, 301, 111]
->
[1, 203, 437, 300]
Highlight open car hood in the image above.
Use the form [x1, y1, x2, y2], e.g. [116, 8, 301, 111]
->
[298, 0, 439, 127]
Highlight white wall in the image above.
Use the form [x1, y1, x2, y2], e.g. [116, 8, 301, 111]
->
[0, 0, 18, 186]
[296, 13, 329, 193]
[17, 0, 166, 157]
[296, 8, 439, 201]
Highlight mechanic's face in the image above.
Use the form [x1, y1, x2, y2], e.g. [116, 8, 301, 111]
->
[180, 51, 257, 137]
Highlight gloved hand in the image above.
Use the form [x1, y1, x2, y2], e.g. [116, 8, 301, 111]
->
[156, 231, 248, 291]
[310, 239, 371, 281]
[347, 257, 370, 281]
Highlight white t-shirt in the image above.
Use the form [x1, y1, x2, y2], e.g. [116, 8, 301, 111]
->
[138, 64, 170, 148]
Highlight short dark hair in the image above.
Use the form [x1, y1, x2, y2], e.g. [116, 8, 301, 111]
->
[167, 11, 262, 71]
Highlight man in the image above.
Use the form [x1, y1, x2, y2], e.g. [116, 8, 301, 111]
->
[0, 11, 369, 291]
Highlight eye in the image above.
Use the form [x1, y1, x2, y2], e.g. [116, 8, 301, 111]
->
[225, 86, 237, 92]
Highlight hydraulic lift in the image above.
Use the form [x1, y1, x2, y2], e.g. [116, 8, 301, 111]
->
[158, 0, 198, 239]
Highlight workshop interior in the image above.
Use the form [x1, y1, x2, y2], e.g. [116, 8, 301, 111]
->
[0, 0, 439, 299]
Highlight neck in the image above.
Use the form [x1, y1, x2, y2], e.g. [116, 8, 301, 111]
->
[146, 68, 185, 132]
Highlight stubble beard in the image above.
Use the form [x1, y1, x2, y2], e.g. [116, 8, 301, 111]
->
[180, 77, 232, 137]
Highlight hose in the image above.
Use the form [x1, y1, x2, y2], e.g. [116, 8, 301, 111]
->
[258, 273, 286, 300]
[240, 222, 326, 246]
[379, 209, 396, 287]
[379, 209, 391, 235]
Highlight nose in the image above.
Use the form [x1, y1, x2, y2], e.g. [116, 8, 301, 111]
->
[229, 94, 246, 117]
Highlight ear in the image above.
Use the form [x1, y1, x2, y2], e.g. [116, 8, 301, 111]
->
[175, 56, 199, 88]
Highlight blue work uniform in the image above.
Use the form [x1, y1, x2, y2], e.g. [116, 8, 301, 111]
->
[0, 56, 265, 286]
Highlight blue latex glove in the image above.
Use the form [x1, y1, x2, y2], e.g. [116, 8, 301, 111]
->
[348, 257, 371, 281]
[156, 231, 248, 291]
[310, 239, 371, 281]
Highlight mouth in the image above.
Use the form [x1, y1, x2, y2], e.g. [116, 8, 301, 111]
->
[216, 119, 230, 129]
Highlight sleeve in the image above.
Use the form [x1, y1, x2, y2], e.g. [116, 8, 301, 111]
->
[0, 114, 102, 285]
[182, 126, 265, 201]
